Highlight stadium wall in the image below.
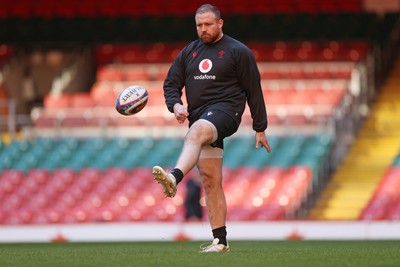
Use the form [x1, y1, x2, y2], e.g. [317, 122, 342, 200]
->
[1, 221, 400, 243]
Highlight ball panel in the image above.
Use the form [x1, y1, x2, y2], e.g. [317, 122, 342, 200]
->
[115, 85, 148, 116]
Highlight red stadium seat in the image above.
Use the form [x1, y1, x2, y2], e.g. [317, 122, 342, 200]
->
[360, 167, 400, 220]
[96, 66, 124, 81]
[90, 85, 119, 107]
[124, 66, 151, 81]
[0, 165, 317, 224]
[43, 94, 72, 109]
[71, 93, 95, 108]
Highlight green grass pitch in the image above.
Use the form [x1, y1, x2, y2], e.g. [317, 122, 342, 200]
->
[1, 240, 399, 267]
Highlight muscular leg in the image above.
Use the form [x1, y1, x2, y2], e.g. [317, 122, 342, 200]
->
[197, 157, 226, 229]
[174, 120, 215, 175]
[152, 120, 216, 197]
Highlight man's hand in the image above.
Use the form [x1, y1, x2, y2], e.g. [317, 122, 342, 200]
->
[255, 131, 271, 153]
[173, 103, 189, 124]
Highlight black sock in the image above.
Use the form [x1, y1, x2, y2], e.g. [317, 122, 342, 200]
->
[170, 168, 184, 185]
[212, 226, 227, 246]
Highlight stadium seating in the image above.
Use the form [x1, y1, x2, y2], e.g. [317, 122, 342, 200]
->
[0, 166, 314, 224]
[32, 39, 366, 130]
[0, 12, 383, 44]
[0, 135, 332, 171]
[0, 134, 328, 224]
[1, 1, 399, 227]
[360, 167, 400, 220]
[93, 42, 370, 65]
[0, 0, 363, 19]
[310, 54, 400, 220]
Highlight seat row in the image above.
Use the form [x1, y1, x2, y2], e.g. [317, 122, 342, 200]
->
[34, 52, 355, 129]
[0, 135, 332, 172]
[95, 42, 369, 65]
[0, 165, 313, 224]
[47, 79, 348, 106]
[34, 95, 342, 129]
[34, 60, 351, 129]
[33, 106, 337, 129]
[95, 63, 355, 83]
[0, 13, 384, 44]
[0, 0, 363, 18]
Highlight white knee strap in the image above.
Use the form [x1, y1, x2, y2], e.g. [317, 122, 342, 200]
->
[199, 145, 223, 159]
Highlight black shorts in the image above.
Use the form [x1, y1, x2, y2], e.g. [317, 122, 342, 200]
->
[194, 108, 239, 149]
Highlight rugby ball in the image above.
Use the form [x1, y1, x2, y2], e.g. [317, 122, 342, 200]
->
[115, 85, 148, 115]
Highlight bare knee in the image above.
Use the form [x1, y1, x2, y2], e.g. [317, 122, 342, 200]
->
[185, 121, 214, 145]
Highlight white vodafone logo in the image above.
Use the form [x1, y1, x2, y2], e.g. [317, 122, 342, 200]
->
[199, 59, 212, 73]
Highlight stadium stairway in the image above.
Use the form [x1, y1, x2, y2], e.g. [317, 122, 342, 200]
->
[309, 53, 400, 220]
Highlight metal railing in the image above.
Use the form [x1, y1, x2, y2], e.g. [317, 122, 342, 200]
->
[0, 99, 32, 140]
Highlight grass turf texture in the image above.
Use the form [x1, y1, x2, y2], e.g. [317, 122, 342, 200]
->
[1, 240, 399, 267]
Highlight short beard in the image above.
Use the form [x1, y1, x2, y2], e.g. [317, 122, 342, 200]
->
[200, 34, 218, 44]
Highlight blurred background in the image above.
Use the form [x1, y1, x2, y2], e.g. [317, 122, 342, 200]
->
[0, 0, 399, 241]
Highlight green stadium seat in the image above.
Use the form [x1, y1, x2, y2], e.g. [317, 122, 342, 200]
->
[393, 154, 400, 166]
[223, 137, 254, 168]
